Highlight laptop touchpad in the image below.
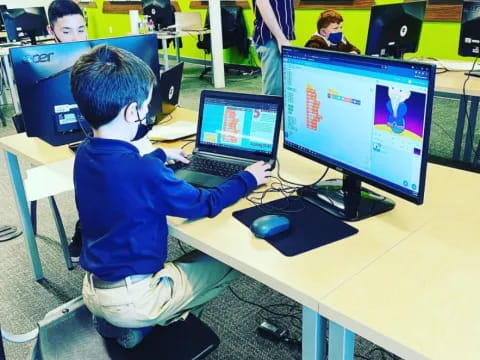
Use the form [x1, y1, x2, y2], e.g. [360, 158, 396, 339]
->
[176, 170, 224, 188]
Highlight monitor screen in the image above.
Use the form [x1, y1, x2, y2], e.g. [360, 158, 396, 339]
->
[282, 46, 435, 221]
[198, 93, 280, 156]
[458, 0, 480, 57]
[9, 34, 161, 146]
[365, 1, 426, 59]
[1, 7, 49, 44]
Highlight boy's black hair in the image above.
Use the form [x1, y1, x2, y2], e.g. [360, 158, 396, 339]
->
[70, 44, 157, 129]
[48, 0, 84, 26]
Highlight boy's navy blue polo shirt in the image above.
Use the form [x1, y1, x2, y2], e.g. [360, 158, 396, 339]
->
[74, 137, 257, 281]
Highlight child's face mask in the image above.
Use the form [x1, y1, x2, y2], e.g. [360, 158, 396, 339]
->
[328, 32, 343, 44]
[321, 22, 343, 44]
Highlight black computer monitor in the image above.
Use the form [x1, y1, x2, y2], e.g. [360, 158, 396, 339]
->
[1, 7, 49, 45]
[365, 1, 426, 59]
[9, 34, 161, 146]
[282, 46, 435, 221]
[142, 0, 174, 31]
[0, 5, 7, 31]
[458, 0, 480, 76]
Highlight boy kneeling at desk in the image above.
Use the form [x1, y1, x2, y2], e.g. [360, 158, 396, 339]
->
[71, 44, 271, 348]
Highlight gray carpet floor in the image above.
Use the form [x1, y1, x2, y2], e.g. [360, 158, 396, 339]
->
[0, 63, 478, 360]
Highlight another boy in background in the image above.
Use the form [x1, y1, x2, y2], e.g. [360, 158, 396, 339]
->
[47, 0, 87, 43]
[71, 44, 272, 348]
[305, 10, 360, 54]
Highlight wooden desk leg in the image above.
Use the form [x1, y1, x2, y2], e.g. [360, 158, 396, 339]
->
[463, 96, 479, 163]
[302, 306, 327, 359]
[328, 321, 355, 360]
[4, 151, 44, 281]
[162, 38, 169, 70]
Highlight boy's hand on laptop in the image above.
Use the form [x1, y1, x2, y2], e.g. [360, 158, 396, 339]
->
[245, 161, 272, 186]
[164, 149, 190, 164]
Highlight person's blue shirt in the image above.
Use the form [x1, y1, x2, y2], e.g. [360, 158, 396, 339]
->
[74, 137, 257, 281]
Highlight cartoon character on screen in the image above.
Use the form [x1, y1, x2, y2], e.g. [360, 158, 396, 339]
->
[386, 87, 411, 134]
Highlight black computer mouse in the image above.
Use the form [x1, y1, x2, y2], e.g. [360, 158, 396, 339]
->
[250, 215, 290, 239]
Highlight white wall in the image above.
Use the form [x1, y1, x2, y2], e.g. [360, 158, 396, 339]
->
[3, 0, 51, 9]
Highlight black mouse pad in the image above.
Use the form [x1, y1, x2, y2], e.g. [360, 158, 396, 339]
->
[232, 197, 359, 256]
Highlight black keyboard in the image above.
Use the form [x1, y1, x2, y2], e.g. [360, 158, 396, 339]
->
[169, 157, 246, 177]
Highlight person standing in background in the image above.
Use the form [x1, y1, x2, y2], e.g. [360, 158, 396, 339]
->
[253, 0, 295, 96]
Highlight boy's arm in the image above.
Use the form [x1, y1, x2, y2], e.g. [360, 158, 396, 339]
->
[305, 36, 328, 49]
[256, 0, 291, 51]
[156, 169, 259, 219]
[345, 38, 361, 54]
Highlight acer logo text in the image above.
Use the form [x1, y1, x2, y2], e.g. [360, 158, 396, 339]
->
[22, 52, 54, 64]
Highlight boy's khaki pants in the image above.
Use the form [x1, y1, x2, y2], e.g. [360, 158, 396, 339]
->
[82, 250, 239, 328]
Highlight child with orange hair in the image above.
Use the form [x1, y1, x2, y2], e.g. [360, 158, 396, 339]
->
[305, 9, 360, 54]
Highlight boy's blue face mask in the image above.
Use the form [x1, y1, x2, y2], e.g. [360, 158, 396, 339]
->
[328, 32, 343, 44]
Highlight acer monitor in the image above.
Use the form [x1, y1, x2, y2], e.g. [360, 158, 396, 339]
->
[282, 46, 435, 220]
[9, 34, 161, 146]
[365, 1, 427, 59]
[1, 7, 49, 45]
[458, 0, 480, 77]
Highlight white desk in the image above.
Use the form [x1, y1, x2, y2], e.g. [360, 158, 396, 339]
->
[435, 71, 480, 163]
[156, 29, 210, 70]
[321, 166, 480, 360]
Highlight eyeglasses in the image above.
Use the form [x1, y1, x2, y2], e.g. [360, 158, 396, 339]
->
[135, 109, 147, 124]
[126, 102, 151, 124]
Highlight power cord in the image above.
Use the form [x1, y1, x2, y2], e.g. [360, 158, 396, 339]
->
[245, 158, 330, 216]
[228, 286, 301, 349]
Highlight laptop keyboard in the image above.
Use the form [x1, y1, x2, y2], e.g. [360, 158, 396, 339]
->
[168, 157, 247, 177]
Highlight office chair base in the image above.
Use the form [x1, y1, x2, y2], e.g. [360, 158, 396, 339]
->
[0, 225, 22, 242]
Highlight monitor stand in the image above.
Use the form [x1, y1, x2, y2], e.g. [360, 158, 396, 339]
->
[465, 70, 480, 78]
[297, 175, 395, 221]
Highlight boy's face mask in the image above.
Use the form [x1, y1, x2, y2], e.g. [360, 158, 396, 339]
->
[328, 31, 343, 44]
[132, 123, 153, 141]
[131, 90, 154, 141]
[131, 109, 153, 141]
[321, 22, 343, 44]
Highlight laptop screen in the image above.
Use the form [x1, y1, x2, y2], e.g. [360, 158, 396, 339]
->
[198, 93, 281, 157]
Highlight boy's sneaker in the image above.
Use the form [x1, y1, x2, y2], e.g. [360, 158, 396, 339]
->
[93, 316, 152, 349]
[68, 241, 81, 262]
[115, 329, 147, 349]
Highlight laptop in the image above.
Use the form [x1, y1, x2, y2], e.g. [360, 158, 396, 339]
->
[157, 61, 184, 119]
[171, 90, 283, 188]
[174, 12, 205, 31]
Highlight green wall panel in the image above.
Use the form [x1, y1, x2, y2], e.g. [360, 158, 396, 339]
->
[87, 0, 472, 64]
